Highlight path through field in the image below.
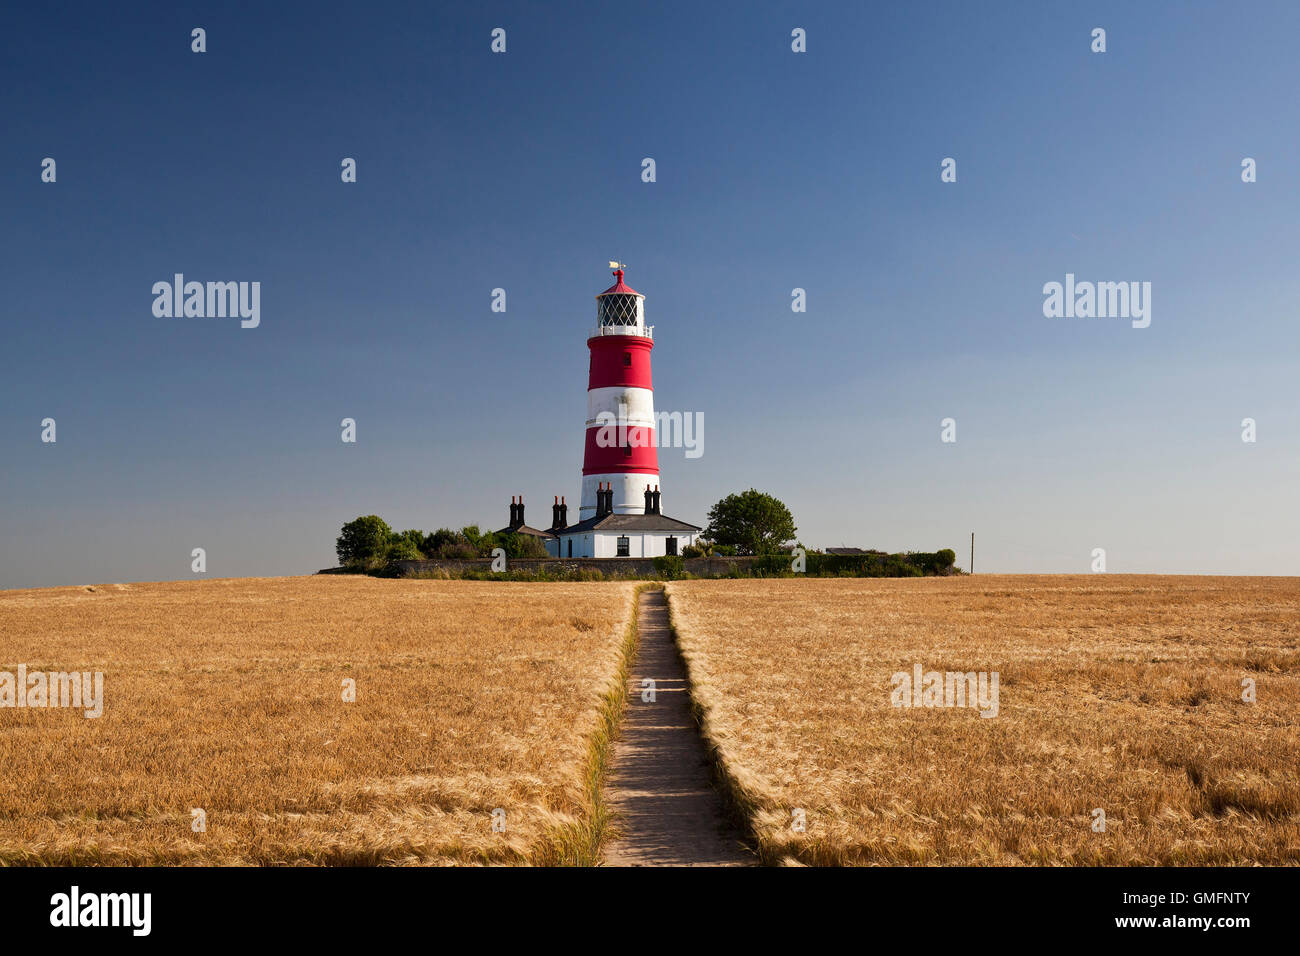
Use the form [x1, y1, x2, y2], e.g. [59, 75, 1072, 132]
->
[602, 589, 754, 866]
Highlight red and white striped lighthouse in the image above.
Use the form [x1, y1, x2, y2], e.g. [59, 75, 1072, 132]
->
[580, 267, 659, 520]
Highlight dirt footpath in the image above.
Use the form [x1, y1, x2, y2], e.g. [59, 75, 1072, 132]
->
[602, 589, 754, 866]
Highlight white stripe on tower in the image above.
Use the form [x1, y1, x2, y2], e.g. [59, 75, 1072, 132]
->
[586, 386, 656, 428]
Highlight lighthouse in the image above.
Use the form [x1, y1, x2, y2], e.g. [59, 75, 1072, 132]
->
[543, 266, 702, 559]
[580, 267, 659, 519]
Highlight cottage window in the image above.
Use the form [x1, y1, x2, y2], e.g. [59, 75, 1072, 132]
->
[617, 536, 630, 557]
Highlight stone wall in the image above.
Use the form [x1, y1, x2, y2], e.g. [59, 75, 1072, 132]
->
[387, 556, 762, 577]
[321, 552, 956, 579]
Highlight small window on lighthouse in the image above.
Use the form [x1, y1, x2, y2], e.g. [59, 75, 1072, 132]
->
[624, 445, 632, 458]
[622, 352, 631, 367]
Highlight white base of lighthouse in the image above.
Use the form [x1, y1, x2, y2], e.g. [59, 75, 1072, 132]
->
[579, 472, 659, 519]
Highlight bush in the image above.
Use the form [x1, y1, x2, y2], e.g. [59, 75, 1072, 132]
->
[393, 529, 426, 554]
[460, 525, 492, 555]
[498, 532, 550, 559]
[653, 555, 685, 579]
[385, 539, 424, 562]
[423, 528, 458, 555]
[750, 554, 794, 576]
[442, 541, 480, 560]
[908, 549, 958, 575]
[422, 528, 479, 560]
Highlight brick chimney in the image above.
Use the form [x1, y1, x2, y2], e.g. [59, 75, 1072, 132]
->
[551, 495, 569, 531]
[651, 485, 661, 515]
[644, 486, 653, 514]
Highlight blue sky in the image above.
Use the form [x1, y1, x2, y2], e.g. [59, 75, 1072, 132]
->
[2, 0, 1297, 588]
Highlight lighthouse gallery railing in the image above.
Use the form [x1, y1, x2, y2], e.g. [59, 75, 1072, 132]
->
[588, 324, 653, 339]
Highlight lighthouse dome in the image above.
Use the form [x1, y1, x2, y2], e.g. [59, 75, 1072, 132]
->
[594, 268, 649, 335]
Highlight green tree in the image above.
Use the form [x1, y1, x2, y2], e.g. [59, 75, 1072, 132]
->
[703, 489, 797, 556]
[336, 515, 393, 566]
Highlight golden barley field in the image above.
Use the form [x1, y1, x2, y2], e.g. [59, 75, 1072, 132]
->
[667, 575, 1300, 866]
[0, 576, 636, 865]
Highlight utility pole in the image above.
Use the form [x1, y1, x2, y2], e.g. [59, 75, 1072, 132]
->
[970, 532, 974, 574]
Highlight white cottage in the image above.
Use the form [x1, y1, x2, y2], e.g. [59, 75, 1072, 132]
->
[545, 487, 701, 559]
